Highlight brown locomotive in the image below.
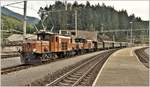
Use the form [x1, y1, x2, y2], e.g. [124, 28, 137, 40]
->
[20, 30, 128, 64]
[20, 30, 96, 64]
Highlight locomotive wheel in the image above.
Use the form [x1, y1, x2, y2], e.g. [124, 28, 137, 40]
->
[51, 53, 58, 60]
[41, 53, 50, 61]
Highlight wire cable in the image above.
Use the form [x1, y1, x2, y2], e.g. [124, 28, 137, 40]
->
[2, 1, 24, 7]
[4, 5, 23, 9]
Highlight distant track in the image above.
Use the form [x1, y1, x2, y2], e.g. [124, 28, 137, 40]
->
[1, 51, 103, 75]
[135, 47, 149, 68]
[1, 52, 20, 59]
[1, 64, 31, 74]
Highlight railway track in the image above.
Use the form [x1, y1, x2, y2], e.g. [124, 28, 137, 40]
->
[135, 47, 149, 68]
[1, 50, 105, 75]
[1, 64, 31, 74]
[1, 58, 63, 75]
[1, 53, 20, 59]
[44, 49, 116, 86]
[1, 49, 117, 76]
[1, 51, 20, 59]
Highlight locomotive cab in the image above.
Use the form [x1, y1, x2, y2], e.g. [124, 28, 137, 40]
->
[21, 31, 54, 64]
[75, 37, 85, 49]
[37, 32, 52, 41]
[21, 30, 74, 64]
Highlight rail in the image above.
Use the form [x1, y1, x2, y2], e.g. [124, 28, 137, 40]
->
[46, 49, 115, 86]
[135, 47, 149, 68]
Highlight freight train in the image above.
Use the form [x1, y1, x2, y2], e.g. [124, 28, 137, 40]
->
[19, 30, 128, 64]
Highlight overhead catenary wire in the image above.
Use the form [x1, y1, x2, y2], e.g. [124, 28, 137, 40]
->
[2, 1, 24, 7]
[2, 1, 38, 13]
[101, 28, 149, 33]
[4, 5, 23, 9]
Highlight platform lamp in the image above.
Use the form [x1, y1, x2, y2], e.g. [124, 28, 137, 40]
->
[130, 21, 133, 46]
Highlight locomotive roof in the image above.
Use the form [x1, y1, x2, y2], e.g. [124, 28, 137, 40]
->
[103, 40, 114, 43]
[37, 31, 55, 35]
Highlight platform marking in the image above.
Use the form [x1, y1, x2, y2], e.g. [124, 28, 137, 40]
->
[112, 50, 121, 56]
[112, 48, 127, 56]
[92, 53, 111, 86]
[130, 47, 134, 56]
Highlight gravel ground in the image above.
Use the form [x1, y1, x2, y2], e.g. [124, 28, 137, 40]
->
[1, 57, 21, 69]
[1, 50, 108, 86]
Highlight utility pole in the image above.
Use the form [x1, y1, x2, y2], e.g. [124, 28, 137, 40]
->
[90, 24, 94, 31]
[23, 1, 27, 41]
[101, 24, 104, 36]
[65, 0, 67, 30]
[65, 0, 67, 11]
[113, 34, 115, 42]
[130, 22, 133, 46]
[142, 31, 145, 45]
[75, 10, 77, 37]
[126, 31, 128, 42]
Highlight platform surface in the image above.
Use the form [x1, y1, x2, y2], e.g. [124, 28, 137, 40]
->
[94, 47, 149, 86]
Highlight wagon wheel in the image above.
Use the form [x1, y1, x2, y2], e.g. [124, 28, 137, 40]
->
[41, 53, 50, 61]
[52, 53, 58, 60]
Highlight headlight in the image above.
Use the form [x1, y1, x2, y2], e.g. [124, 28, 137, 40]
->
[33, 49, 37, 52]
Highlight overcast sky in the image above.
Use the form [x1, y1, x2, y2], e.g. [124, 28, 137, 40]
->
[1, 0, 149, 20]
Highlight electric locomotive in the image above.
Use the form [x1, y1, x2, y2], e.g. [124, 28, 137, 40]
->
[20, 30, 128, 64]
[20, 30, 75, 64]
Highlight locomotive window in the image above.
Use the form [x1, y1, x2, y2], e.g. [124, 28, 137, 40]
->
[45, 35, 50, 40]
[37, 34, 50, 41]
[71, 39, 72, 43]
[37, 35, 43, 40]
[61, 42, 67, 50]
[56, 37, 58, 42]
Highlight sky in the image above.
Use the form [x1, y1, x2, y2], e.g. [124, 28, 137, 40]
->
[1, 0, 149, 21]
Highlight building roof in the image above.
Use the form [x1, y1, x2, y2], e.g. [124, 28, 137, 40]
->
[67, 30, 97, 41]
[7, 34, 37, 41]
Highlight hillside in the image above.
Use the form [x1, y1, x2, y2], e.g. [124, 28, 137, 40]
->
[1, 7, 39, 25]
[1, 14, 36, 38]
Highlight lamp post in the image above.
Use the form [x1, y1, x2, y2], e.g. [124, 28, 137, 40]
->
[130, 22, 133, 46]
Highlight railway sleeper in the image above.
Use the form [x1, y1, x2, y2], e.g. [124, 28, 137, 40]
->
[85, 74, 92, 78]
[57, 81, 70, 86]
[69, 75, 81, 79]
[66, 76, 79, 81]
[63, 79, 76, 84]
[72, 72, 83, 76]
[79, 80, 90, 85]
[79, 78, 93, 86]
[82, 77, 91, 82]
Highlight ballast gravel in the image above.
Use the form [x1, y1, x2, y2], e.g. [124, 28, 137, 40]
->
[1, 50, 108, 86]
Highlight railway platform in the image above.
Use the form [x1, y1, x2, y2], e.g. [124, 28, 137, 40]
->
[93, 47, 149, 86]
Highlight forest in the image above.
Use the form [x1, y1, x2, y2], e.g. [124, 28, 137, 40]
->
[37, 1, 149, 42]
[1, 14, 35, 39]
[1, 1, 148, 42]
